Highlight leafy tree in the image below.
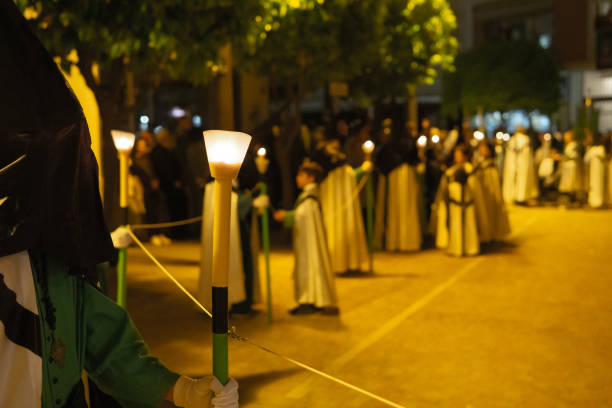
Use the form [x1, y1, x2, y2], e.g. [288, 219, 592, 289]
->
[351, 0, 458, 104]
[235, 0, 457, 207]
[442, 40, 561, 121]
[14, 0, 260, 225]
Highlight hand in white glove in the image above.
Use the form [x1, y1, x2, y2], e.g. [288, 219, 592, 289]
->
[110, 227, 132, 248]
[252, 194, 270, 209]
[173, 375, 239, 408]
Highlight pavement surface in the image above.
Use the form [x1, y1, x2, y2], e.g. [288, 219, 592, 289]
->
[113, 205, 612, 407]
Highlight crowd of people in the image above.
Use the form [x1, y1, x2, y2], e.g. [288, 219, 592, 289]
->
[125, 113, 612, 318]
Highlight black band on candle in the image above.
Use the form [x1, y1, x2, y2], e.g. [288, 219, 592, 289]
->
[212, 286, 228, 334]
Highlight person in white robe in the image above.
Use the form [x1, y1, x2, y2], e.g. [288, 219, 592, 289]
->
[558, 130, 584, 203]
[432, 145, 488, 256]
[316, 138, 370, 274]
[502, 127, 539, 204]
[476, 141, 510, 241]
[274, 162, 338, 315]
[197, 181, 264, 315]
[385, 142, 423, 252]
[584, 143, 608, 208]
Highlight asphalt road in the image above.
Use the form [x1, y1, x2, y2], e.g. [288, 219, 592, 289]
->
[117, 205, 612, 407]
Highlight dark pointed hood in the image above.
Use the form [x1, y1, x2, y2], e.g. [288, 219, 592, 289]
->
[0, 0, 115, 273]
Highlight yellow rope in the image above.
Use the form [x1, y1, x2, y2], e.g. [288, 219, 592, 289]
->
[130, 216, 203, 230]
[126, 227, 212, 318]
[126, 227, 405, 408]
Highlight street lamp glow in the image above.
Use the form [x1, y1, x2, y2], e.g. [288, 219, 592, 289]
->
[362, 140, 375, 154]
[496, 132, 504, 140]
[474, 131, 485, 141]
[431, 134, 440, 144]
[257, 147, 267, 157]
[503, 133, 511, 142]
[111, 130, 136, 153]
[417, 135, 427, 147]
[203, 130, 252, 179]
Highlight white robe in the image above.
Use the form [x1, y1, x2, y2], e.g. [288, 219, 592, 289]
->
[197, 182, 246, 311]
[0, 252, 42, 408]
[385, 164, 422, 251]
[433, 164, 484, 256]
[319, 165, 369, 273]
[477, 159, 511, 240]
[559, 141, 583, 194]
[503, 132, 539, 203]
[584, 146, 607, 208]
[291, 184, 337, 307]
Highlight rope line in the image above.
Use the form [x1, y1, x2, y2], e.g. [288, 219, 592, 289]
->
[126, 228, 212, 318]
[129, 172, 371, 231]
[125, 228, 404, 408]
[229, 328, 406, 408]
[130, 216, 203, 230]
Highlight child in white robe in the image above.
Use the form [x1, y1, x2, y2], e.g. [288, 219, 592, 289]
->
[274, 162, 339, 315]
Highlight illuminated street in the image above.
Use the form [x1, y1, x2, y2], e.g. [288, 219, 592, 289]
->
[118, 205, 612, 407]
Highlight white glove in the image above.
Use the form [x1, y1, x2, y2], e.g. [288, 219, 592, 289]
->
[110, 227, 132, 248]
[211, 377, 239, 408]
[173, 375, 239, 408]
[252, 194, 270, 209]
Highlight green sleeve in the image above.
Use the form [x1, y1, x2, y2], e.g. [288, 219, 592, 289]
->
[83, 284, 179, 408]
[283, 210, 296, 228]
[354, 166, 364, 182]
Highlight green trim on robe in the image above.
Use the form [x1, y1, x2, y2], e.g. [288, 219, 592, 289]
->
[283, 210, 296, 228]
[354, 166, 365, 182]
[30, 250, 179, 408]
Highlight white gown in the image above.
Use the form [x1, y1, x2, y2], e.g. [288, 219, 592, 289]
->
[291, 184, 337, 307]
[584, 146, 607, 208]
[477, 158, 511, 240]
[433, 163, 486, 256]
[0, 252, 42, 408]
[197, 182, 246, 311]
[558, 141, 583, 194]
[503, 132, 539, 203]
[319, 165, 369, 273]
[385, 163, 422, 251]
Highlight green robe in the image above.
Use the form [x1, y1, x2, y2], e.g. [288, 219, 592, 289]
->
[29, 250, 178, 408]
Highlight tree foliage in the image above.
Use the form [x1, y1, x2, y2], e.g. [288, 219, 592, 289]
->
[15, 0, 260, 90]
[351, 0, 458, 103]
[442, 40, 561, 118]
[234, 0, 458, 104]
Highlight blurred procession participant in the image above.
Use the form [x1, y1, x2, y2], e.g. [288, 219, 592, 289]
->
[558, 130, 584, 205]
[475, 141, 510, 241]
[431, 145, 489, 256]
[502, 126, 539, 204]
[274, 161, 339, 315]
[383, 121, 422, 252]
[314, 118, 371, 274]
[198, 180, 268, 315]
[0, 2, 238, 406]
[583, 135, 608, 209]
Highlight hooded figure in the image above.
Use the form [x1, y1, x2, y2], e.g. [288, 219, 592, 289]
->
[502, 128, 539, 204]
[0, 2, 237, 407]
[314, 121, 370, 274]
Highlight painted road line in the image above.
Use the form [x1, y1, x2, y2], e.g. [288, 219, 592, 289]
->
[286, 216, 536, 399]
